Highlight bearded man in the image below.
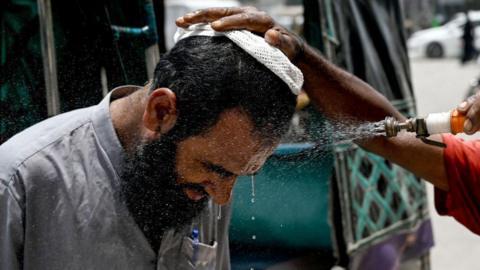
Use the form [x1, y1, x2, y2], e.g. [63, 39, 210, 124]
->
[0, 30, 299, 269]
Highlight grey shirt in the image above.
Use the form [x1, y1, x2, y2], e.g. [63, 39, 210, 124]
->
[0, 86, 231, 270]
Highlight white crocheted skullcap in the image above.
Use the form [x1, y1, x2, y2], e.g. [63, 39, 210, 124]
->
[173, 23, 303, 95]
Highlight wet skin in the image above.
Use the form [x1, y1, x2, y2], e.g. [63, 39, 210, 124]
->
[111, 87, 277, 206]
[176, 109, 276, 205]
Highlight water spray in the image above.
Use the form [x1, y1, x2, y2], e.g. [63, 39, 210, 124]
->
[379, 109, 466, 147]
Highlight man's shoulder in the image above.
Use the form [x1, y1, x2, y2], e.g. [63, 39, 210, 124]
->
[0, 106, 96, 182]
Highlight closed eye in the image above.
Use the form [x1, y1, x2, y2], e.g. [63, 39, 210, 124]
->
[201, 161, 237, 179]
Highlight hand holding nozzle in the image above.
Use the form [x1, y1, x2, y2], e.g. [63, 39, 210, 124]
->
[382, 116, 447, 147]
[458, 93, 480, 134]
[380, 109, 468, 148]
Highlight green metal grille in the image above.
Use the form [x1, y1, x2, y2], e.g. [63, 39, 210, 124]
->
[334, 144, 429, 253]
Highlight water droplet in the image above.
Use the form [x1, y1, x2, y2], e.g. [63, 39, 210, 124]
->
[251, 175, 255, 197]
[252, 235, 256, 240]
[217, 205, 222, 220]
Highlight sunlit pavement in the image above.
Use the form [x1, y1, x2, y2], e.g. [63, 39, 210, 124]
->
[410, 58, 480, 270]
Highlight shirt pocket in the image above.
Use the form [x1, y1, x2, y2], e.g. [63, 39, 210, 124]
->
[178, 236, 217, 270]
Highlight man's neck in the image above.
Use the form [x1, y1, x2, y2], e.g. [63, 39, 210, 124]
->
[110, 88, 147, 154]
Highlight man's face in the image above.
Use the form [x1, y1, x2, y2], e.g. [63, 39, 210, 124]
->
[121, 108, 276, 244]
[176, 109, 277, 205]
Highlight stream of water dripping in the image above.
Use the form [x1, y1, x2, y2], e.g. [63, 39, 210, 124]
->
[250, 175, 255, 203]
[250, 174, 256, 270]
[250, 174, 256, 228]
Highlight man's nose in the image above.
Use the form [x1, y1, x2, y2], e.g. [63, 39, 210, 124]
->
[207, 178, 236, 205]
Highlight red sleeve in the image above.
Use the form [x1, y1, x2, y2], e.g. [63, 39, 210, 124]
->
[435, 134, 480, 235]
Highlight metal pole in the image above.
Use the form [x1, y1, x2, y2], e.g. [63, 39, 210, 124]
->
[144, 0, 160, 79]
[38, 0, 60, 116]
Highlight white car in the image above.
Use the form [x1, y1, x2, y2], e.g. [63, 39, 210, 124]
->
[408, 11, 480, 58]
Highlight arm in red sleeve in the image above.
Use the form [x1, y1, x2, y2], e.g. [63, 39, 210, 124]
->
[435, 134, 480, 235]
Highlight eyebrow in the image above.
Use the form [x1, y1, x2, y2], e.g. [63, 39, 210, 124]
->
[202, 161, 237, 178]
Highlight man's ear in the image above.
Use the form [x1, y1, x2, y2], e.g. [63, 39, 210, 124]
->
[143, 88, 178, 136]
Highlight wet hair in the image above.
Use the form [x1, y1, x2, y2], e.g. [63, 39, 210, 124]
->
[150, 36, 297, 142]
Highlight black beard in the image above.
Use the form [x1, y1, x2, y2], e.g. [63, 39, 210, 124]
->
[119, 135, 208, 251]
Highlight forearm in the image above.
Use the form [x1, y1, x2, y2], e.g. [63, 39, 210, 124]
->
[175, 8, 451, 191]
[363, 134, 449, 191]
[296, 45, 404, 122]
[296, 45, 448, 190]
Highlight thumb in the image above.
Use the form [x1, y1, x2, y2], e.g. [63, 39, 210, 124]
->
[264, 29, 298, 60]
[264, 29, 281, 47]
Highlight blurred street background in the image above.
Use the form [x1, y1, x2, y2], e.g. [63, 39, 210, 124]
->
[412, 58, 479, 270]
[406, 1, 480, 269]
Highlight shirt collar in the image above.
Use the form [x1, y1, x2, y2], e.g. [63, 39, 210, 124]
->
[91, 85, 142, 176]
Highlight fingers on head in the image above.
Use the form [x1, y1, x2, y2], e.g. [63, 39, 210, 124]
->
[177, 8, 228, 26]
[176, 6, 273, 33]
[180, 6, 256, 24]
[192, 7, 243, 20]
[211, 12, 274, 32]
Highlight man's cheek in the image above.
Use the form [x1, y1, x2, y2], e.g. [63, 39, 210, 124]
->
[175, 164, 209, 185]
